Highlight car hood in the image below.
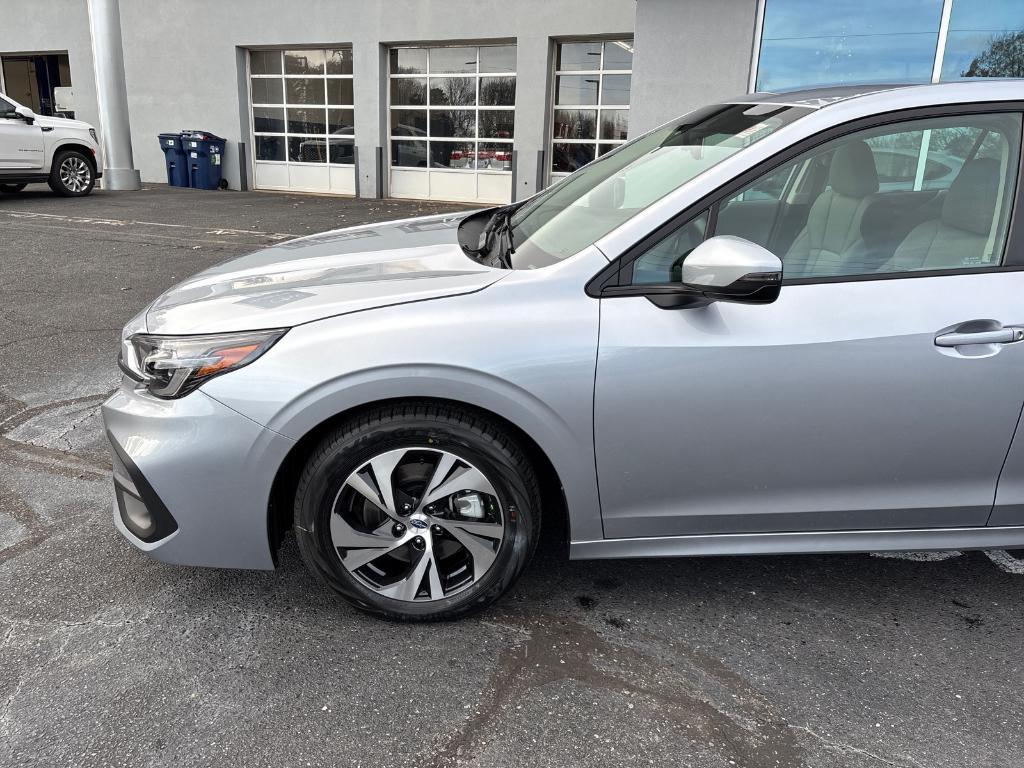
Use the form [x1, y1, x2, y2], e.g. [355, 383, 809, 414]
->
[34, 114, 94, 131]
[145, 212, 505, 334]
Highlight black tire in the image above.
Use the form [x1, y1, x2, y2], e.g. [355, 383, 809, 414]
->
[47, 149, 95, 197]
[0, 183, 27, 193]
[294, 402, 541, 621]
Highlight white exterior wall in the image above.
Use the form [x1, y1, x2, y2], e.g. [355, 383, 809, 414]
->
[0, 0, 762, 197]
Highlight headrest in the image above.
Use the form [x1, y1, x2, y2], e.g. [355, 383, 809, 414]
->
[942, 158, 1002, 235]
[828, 140, 879, 198]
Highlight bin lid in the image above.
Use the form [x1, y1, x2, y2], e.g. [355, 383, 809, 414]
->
[181, 131, 225, 142]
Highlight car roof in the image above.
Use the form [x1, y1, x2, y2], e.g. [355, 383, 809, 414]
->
[728, 80, 1024, 110]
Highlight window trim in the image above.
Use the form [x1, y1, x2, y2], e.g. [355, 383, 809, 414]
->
[247, 47, 356, 168]
[548, 38, 634, 181]
[386, 44, 517, 175]
[586, 101, 1024, 299]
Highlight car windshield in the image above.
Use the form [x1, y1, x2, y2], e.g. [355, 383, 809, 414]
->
[505, 102, 813, 269]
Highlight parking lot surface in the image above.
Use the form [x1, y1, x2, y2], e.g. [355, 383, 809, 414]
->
[1, 184, 1023, 768]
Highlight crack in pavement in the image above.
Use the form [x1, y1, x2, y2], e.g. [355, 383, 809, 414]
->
[790, 724, 929, 768]
[422, 612, 803, 767]
[0, 392, 115, 565]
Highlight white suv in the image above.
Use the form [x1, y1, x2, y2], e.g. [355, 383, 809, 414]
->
[0, 94, 101, 196]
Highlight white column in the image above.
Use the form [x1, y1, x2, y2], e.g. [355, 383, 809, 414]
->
[87, 0, 141, 190]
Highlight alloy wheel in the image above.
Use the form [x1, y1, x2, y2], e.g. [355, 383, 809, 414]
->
[59, 156, 91, 192]
[330, 447, 505, 602]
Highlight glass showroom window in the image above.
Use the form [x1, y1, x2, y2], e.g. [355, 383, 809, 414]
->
[249, 48, 355, 193]
[754, 0, 1024, 91]
[939, 1, 1024, 80]
[550, 40, 633, 178]
[755, 0, 943, 91]
[388, 44, 515, 202]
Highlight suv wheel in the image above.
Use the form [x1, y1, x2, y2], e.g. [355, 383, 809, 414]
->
[0, 183, 27, 194]
[48, 150, 95, 197]
[294, 403, 541, 621]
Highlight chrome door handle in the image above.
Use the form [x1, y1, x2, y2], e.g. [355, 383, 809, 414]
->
[935, 327, 1024, 347]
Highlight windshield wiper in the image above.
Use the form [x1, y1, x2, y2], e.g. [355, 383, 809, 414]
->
[490, 209, 516, 269]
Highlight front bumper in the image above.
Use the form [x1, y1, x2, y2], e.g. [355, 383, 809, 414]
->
[101, 378, 295, 570]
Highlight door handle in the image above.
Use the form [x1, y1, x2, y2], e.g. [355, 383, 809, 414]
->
[935, 327, 1024, 347]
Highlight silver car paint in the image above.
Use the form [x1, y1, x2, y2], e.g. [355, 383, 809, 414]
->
[103, 80, 1024, 569]
[595, 271, 1024, 539]
[146, 213, 503, 334]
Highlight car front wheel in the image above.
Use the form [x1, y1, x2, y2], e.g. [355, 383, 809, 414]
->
[294, 403, 541, 621]
[48, 150, 95, 196]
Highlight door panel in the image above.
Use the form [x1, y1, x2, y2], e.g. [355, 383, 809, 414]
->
[0, 114, 44, 169]
[595, 272, 1024, 538]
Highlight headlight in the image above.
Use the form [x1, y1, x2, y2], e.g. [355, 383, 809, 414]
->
[119, 328, 287, 399]
[89, 128, 98, 143]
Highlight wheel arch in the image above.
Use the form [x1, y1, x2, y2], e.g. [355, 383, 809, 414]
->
[48, 142, 97, 173]
[267, 396, 574, 564]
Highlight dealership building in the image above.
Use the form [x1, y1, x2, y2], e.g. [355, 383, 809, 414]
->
[2, 0, 1021, 204]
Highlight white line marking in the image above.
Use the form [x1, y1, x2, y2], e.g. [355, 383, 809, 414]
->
[871, 551, 963, 562]
[1, 210, 294, 240]
[984, 549, 1024, 575]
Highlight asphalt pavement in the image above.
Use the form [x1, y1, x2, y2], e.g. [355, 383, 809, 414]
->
[1, 184, 1022, 768]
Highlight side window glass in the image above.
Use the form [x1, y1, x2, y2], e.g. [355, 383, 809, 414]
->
[0, 97, 16, 117]
[631, 210, 709, 284]
[630, 112, 1022, 284]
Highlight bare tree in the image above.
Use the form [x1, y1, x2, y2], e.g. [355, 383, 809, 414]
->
[962, 31, 1024, 78]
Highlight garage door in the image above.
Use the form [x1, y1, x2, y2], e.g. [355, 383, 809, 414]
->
[248, 48, 356, 195]
[388, 44, 516, 204]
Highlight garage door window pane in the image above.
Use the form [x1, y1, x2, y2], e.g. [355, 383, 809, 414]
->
[552, 142, 595, 173]
[479, 110, 515, 139]
[392, 140, 427, 167]
[479, 45, 516, 73]
[329, 137, 354, 164]
[253, 107, 285, 133]
[599, 110, 629, 140]
[391, 109, 428, 135]
[390, 48, 427, 74]
[327, 79, 354, 106]
[287, 107, 326, 134]
[431, 141, 476, 168]
[251, 78, 283, 105]
[554, 109, 597, 139]
[601, 75, 631, 106]
[391, 78, 427, 106]
[289, 136, 327, 163]
[480, 76, 515, 106]
[328, 108, 355, 134]
[286, 78, 325, 105]
[556, 75, 599, 105]
[285, 50, 325, 75]
[603, 41, 634, 70]
[557, 42, 602, 71]
[327, 49, 353, 75]
[430, 110, 475, 138]
[250, 50, 282, 75]
[429, 77, 476, 106]
[430, 47, 478, 73]
[478, 142, 513, 171]
[255, 135, 285, 161]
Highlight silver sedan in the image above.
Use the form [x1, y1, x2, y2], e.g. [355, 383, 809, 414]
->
[105, 80, 1024, 620]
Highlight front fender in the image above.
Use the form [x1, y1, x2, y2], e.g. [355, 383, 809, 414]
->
[201, 277, 604, 542]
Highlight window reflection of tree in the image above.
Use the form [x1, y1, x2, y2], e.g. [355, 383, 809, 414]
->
[962, 31, 1024, 78]
[429, 77, 476, 106]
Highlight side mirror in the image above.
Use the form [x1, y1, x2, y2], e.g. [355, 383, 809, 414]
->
[14, 105, 35, 124]
[680, 235, 782, 306]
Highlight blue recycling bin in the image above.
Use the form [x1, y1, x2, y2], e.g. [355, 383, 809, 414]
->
[157, 133, 189, 187]
[180, 131, 227, 190]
